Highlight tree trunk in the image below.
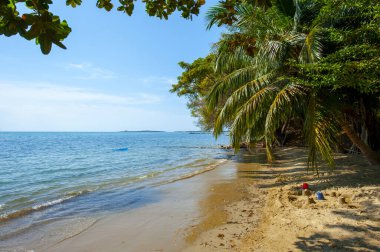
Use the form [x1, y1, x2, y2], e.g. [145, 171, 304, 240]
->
[340, 123, 380, 165]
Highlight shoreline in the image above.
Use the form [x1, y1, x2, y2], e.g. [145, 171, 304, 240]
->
[3, 147, 379, 251]
[45, 150, 267, 252]
[23, 156, 242, 252]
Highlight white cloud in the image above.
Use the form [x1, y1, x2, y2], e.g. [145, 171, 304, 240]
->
[0, 82, 171, 130]
[142, 76, 176, 86]
[0, 82, 198, 131]
[66, 63, 116, 80]
[0, 83, 161, 106]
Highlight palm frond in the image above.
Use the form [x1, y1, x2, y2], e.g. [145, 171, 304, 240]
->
[304, 93, 337, 174]
[275, 0, 296, 18]
[206, 3, 231, 30]
[293, 0, 302, 30]
[213, 73, 274, 136]
[299, 27, 323, 63]
[235, 3, 257, 27]
[264, 83, 307, 160]
[255, 39, 290, 74]
[227, 86, 279, 152]
[207, 66, 260, 110]
[216, 46, 255, 73]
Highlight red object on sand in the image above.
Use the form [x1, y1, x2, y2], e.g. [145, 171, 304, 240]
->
[302, 183, 309, 189]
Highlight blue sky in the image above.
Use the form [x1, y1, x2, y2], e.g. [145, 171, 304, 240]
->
[0, 1, 222, 131]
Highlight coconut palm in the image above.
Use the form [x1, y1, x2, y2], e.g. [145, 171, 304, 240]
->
[206, 0, 380, 170]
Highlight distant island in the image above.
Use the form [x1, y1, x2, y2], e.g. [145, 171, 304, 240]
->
[120, 130, 166, 133]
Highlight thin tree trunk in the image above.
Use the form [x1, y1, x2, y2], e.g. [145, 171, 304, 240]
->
[340, 123, 380, 165]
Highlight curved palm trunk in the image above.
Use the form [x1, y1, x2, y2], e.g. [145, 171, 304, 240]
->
[340, 123, 380, 165]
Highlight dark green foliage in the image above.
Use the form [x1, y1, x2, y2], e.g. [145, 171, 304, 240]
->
[175, 0, 380, 168]
[0, 0, 71, 54]
[171, 55, 216, 97]
[0, 0, 207, 54]
[170, 55, 222, 130]
[66, 0, 82, 8]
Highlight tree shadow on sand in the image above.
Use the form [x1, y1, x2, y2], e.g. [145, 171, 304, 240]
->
[234, 147, 380, 251]
[294, 205, 380, 251]
[234, 147, 379, 190]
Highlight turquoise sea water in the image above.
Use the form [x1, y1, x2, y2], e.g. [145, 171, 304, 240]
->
[0, 132, 229, 242]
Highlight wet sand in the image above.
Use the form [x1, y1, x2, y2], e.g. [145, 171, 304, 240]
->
[183, 151, 267, 251]
[42, 157, 247, 252]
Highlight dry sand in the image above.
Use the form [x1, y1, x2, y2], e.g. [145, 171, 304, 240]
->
[185, 147, 380, 251]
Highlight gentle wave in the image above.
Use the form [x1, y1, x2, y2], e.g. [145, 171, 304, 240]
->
[0, 159, 227, 223]
[0, 190, 90, 222]
[94, 158, 214, 189]
[0, 218, 57, 241]
[154, 159, 228, 186]
[0, 132, 230, 247]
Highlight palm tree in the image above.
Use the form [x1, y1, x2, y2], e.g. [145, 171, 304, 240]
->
[206, 0, 380, 169]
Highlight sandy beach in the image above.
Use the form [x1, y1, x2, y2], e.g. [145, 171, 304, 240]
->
[20, 147, 380, 252]
[3, 1, 380, 251]
[185, 148, 380, 251]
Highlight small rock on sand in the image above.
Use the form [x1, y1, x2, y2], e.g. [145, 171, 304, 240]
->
[307, 197, 316, 204]
[303, 189, 312, 196]
[288, 195, 298, 202]
[338, 196, 346, 204]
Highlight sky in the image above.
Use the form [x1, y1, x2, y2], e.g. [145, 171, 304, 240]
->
[0, 1, 222, 132]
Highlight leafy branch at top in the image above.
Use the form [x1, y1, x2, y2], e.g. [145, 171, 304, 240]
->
[0, 0, 217, 54]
